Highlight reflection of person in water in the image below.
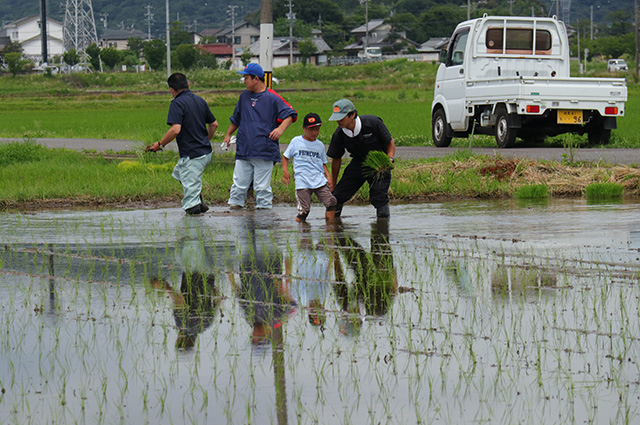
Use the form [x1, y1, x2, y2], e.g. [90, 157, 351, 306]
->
[229, 220, 295, 347]
[150, 219, 221, 350]
[286, 225, 332, 327]
[151, 272, 220, 350]
[331, 219, 397, 334]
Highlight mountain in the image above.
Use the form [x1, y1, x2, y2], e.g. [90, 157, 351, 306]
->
[0, 0, 261, 38]
[0, 0, 634, 40]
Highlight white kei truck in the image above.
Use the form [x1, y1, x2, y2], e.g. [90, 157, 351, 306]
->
[431, 15, 628, 148]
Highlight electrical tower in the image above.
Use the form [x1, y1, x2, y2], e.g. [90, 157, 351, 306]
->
[63, 0, 98, 53]
[145, 4, 154, 40]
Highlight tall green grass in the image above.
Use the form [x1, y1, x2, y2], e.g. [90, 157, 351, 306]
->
[585, 182, 624, 200]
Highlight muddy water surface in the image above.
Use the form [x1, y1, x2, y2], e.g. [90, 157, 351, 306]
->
[1, 199, 640, 424]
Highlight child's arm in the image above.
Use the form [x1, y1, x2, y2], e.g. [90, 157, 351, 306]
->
[323, 164, 333, 189]
[282, 156, 291, 184]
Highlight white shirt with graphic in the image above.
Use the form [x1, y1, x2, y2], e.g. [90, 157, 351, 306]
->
[283, 135, 329, 190]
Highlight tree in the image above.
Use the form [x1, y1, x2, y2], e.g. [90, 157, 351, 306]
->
[127, 37, 145, 59]
[196, 49, 218, 69]
[298, 39, 317, 66]
[100, 47, 121, 70]
[170, 21, 192, 48]
[63, 49, 80, 66]
[176, 44, 197, 69]
[605, 10, 632, 36]
[240, 49, 253, 67]
[5, 52, 26, 76]
[86, 43, 101, 71]
[143, 39, 166, 70]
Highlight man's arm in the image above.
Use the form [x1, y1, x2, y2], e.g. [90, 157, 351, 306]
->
[224, 122, 239, 147]
[151, 124, 181, 151]
[331, 157, 341, 188]
[387, 138, 396, 162]
[269, 115, 294, 140]
[207, 120, 219, 141]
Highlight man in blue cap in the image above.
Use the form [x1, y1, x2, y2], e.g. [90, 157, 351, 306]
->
[223, 63, 297, 209]
[327, 98, 396, 218]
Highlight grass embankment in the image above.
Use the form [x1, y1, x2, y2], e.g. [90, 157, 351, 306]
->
[1, 59, 638, 148]
[3, 141, 640, 210]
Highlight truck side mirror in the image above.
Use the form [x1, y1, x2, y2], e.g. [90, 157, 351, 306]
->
[439, 49, 447, 64]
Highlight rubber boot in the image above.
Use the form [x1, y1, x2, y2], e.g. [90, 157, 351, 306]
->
[376, 204, 390, 218]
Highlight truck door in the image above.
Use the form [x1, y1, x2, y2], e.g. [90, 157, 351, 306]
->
[441, 27, 470, 130]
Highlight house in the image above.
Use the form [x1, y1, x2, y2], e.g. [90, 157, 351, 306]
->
[215, 21, 259, 51]
[343, 18, 415, 56]
[0, 15, 64, 62]
[247, 30, 332, 68]
[99, 28, 148, 50]
[416, 37, 449, 62]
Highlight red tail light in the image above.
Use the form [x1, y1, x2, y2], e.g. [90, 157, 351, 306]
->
[604, 107, 618, 115]
[526, 105, 540, 113]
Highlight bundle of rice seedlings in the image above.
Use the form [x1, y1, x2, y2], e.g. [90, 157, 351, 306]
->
[362, 151, 394, 181]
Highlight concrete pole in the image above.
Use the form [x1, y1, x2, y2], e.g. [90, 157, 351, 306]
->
[166, 0, 171, 77]
[40, 0, 48, 65]
[260, 0, 273, 88]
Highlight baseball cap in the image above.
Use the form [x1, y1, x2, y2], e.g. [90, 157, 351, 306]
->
[329, 99, 356, 121]
[303, 113, 322, 128]
[237, 63, 264, 78]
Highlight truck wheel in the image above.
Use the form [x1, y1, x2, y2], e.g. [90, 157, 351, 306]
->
[432, 109, 452, 147]
[587, 125, 611, 145]
[495, 107, 517, 148]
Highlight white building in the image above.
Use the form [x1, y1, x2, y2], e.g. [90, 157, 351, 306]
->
[0, 15, 64, 62]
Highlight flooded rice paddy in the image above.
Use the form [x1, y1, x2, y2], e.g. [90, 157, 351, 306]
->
[1, 199, 640, 424]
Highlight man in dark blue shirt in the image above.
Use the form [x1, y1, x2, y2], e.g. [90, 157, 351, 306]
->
[223, 63, 297, 210]
[150, 73, 218, 215]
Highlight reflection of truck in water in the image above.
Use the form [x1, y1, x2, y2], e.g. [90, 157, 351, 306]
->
[358, 47, 382, 59]
[431, 15, 627, 148]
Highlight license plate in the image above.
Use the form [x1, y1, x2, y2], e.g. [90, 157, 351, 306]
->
[557, 110, 583, 124]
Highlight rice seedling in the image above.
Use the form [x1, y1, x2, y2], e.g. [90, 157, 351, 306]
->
[585, 182, 624, 200]
[514, 183, 548, 199]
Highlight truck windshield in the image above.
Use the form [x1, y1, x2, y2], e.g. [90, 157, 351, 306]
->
[486, 28, 552, 54]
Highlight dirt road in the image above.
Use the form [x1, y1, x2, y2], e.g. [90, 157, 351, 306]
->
[1, 137, 639, 165]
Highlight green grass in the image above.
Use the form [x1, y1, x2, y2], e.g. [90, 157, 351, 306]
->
[585, 182, 624, 200]
[514, 184, 548, 199]
[2, 59, 637, 148]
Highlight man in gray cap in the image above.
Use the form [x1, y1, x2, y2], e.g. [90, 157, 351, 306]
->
[327, 99, 396, 218]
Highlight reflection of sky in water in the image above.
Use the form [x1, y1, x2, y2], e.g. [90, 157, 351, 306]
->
[1, 200, 640, 424]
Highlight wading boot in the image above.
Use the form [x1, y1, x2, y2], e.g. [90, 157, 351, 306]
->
[376, 204, 390, 218]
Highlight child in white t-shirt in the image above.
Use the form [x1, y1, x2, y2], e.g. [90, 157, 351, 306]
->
[282, 113, 337, 222]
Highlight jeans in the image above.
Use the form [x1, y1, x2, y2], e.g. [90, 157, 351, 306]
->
[172, 153, 212, 211]
[228, 158, 275, 208]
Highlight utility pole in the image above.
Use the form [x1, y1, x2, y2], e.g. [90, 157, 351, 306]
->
[40, 0, 48, 64]
[166, 0, 171, 77]
[145, 4, 153, 40]
[317, 13, 322, 31]
[100, 12, 108, 29]
[228, 5, 238, 70]
[286, 0, 295, 65]
[467, 0, 470, 20]
[260, 0, 274, 88]
[359, 0, 369, 50]
[590, 5, 593, 40]
[636, 0, 639, 79]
